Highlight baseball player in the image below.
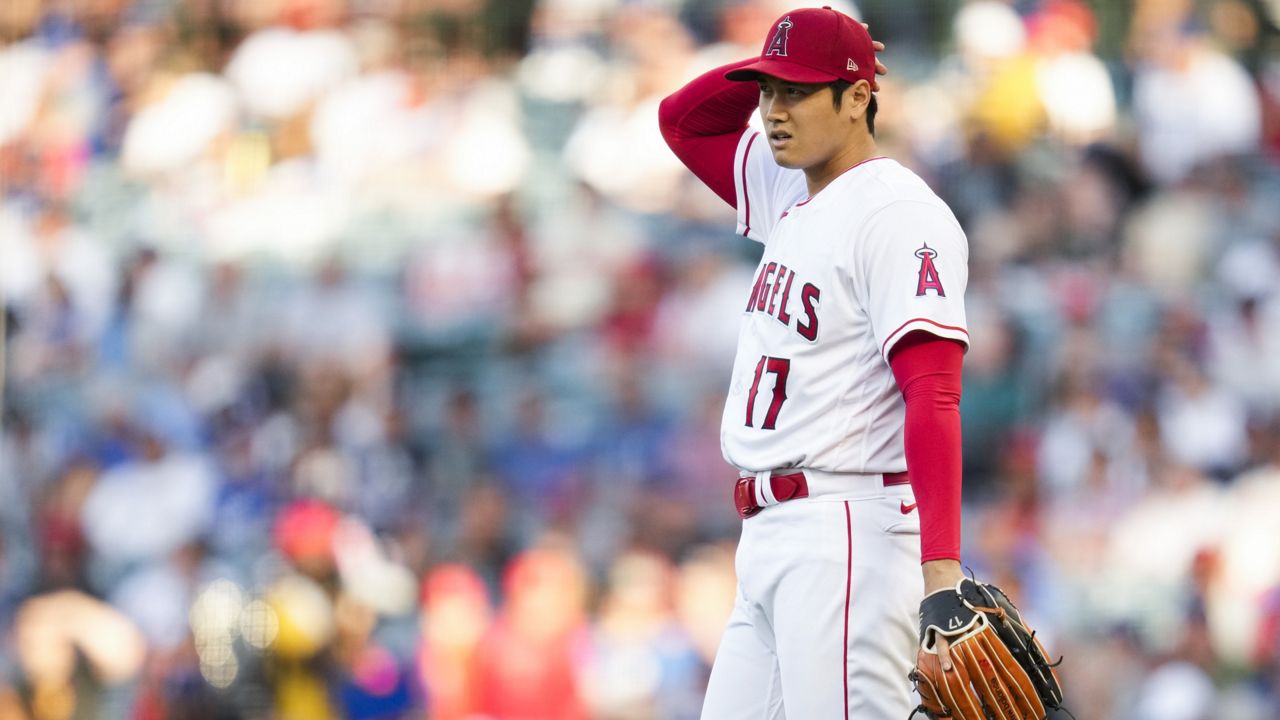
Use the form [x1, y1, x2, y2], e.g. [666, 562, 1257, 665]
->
[659, 7, 970, 718]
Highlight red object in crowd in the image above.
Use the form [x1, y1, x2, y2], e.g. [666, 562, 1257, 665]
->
[1254, 587, 1280, 670]
[419, 564, 492, 720]
[472, 622, 588, 720]
[472, 549, 590, 719]
[273, 498, 341, 567]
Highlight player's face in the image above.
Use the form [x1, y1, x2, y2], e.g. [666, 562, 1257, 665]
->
[757, 76, 858, 171]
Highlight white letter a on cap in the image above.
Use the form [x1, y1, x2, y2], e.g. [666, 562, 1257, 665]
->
[847, 59, 858, 71]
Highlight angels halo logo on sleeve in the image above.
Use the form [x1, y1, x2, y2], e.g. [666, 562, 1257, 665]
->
[914, 243, 945, 297]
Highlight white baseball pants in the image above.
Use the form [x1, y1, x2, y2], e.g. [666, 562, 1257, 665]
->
[701, 479, 923, 719]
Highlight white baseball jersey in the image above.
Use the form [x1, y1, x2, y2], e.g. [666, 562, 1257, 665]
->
[721, 129, 970, 474]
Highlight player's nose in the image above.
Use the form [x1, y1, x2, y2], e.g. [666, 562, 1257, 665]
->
[762, 98, 786, 123]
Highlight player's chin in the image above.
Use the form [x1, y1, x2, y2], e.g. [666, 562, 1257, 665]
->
[768, 147, 804, 169]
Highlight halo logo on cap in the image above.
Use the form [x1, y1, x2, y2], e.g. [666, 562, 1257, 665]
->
[765, 16, 793, 57]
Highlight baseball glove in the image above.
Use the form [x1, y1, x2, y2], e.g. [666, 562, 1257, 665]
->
[908, 578, 1065, 720]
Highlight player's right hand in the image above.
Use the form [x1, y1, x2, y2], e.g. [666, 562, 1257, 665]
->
[862, 23, 888, 91]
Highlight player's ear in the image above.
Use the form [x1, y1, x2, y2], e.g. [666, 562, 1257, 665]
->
[846, 80, 872, 123]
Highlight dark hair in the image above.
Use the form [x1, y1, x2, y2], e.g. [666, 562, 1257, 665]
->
[829, 80, 876, 136]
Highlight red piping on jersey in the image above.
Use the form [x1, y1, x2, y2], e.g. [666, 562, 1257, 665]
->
[843, 500, 853, 720]
[794, 156, 890, 207]
[741, 133, 759, 237]
[882, 317, 969, 357]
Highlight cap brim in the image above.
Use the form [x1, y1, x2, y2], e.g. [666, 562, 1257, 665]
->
[724, 58, 841, 84]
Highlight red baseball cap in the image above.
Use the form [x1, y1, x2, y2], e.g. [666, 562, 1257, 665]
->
[725, 6, 875, 86]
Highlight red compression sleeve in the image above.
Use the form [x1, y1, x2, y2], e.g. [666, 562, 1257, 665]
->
[657, 60, 760, 207]
[888, 331, 965, 563]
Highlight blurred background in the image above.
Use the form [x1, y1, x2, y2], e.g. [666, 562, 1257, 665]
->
[1, 0, 1280, 718]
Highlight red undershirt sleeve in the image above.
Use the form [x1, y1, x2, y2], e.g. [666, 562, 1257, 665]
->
[888, 331, 965, 563]
[657, 59, 760, 207]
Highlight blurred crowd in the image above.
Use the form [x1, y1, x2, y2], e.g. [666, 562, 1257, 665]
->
[2, 0, 1280, 718]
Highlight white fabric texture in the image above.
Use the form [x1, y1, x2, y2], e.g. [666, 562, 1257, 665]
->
[701, 491, 923, 718]
[722, 132, 969, 474]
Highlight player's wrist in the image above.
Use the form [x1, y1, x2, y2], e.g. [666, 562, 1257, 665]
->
[921, 559, 964, 595]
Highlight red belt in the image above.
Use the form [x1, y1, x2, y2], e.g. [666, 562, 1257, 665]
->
[733, 470, 910, 519]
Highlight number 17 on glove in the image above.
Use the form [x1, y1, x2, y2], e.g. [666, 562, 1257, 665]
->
[909, 578, 1068, 720]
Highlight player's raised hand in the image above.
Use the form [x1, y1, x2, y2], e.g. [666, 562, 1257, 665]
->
[862, 23, 887, 92]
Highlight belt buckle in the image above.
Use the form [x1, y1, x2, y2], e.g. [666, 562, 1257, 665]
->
[734, 476, 761, 519]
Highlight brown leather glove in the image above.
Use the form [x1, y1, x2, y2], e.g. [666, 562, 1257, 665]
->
[909, 578, 1065, 719]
